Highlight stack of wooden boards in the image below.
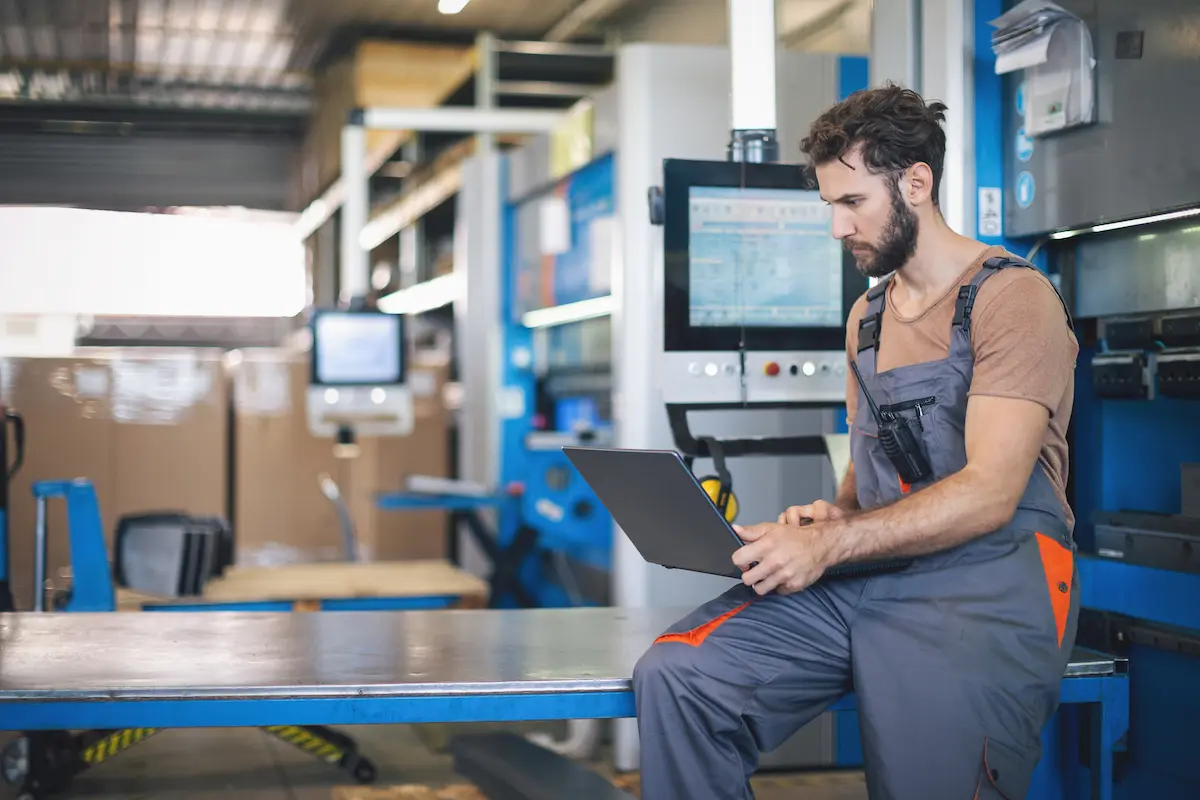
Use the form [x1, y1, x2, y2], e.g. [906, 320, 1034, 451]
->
[116, 560, 489, 611]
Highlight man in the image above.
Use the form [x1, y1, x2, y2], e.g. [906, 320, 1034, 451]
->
[633, 85, 1079, 799]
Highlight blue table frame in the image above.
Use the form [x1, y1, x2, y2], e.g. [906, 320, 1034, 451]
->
[0, 608, 1129, 800]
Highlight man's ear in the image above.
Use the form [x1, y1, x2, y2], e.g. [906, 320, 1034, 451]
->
[905, 162, 936, 206]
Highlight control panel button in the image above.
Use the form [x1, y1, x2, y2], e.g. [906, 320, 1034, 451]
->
[764, 362, 780, 377]
[789, 364, 799, 376]
[688, 362, 701, 376]
[723, 363, 737, 376]
[802, 361, 816, 377]
[704, 363, 719, 377]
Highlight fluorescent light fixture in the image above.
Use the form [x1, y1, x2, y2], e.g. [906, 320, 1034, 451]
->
[1048, 207, 1200, 241]
[377, 274, 461, 315]
[439, 0, 470, 13]
[521, 294, 615, 329]
[360, 163, 463, 251]
[293, 180, 345, 241]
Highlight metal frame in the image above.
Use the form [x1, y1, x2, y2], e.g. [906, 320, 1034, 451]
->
[297, 35, 609, 278]
[1077, 556, 1200, 633]
[0, 656, 1130, 800]
[338, 106, 564, 303]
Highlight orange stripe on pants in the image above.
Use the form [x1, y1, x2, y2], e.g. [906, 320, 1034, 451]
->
[653, 601, 752, 647]
[1035, 532, 1074, 647]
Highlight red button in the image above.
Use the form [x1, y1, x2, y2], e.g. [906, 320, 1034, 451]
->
[764, 362, 780, 377]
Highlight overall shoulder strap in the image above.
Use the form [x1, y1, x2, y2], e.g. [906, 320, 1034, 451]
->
[948, 254, 1076, 364]
[854, 276, 891, 377]
[856, 277, 891, 353]
[952, 254, 1075, 339]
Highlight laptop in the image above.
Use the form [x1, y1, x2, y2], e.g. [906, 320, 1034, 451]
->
[563, 445, 912, 582]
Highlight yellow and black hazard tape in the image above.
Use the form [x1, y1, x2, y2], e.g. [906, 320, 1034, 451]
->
[263, 725, 346, 763]
[81, 728, 161, 764]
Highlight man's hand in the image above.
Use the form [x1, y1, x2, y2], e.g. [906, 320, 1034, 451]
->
[777, 499, 846, 526]
[732, 522, 831, 596]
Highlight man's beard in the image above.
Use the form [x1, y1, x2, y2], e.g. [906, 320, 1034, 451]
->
[846, 183, 919, 279]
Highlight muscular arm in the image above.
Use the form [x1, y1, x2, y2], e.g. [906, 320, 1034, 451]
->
[819, 395, 1047, 563]
[737, 269, 1076, 595]
[833, 462, 859, 512]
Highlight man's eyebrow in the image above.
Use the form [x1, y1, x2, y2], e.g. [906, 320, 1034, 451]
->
[827, 193, 863, 204]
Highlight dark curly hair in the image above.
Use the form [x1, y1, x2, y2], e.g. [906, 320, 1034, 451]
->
[800, 83, 948, 205]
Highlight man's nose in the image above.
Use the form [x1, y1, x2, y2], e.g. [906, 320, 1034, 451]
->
[830, 210, 855, 240]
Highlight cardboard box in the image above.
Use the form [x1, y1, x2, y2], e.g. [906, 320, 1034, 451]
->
[4, 349, 228, 610]
[0, 345, 452, 609]
[233, 349, 451, 566]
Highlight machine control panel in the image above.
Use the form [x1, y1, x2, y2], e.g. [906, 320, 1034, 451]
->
[664, 351, 847, 405]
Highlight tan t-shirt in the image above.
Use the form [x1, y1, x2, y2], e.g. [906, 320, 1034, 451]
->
[844, 245, 1079, 530]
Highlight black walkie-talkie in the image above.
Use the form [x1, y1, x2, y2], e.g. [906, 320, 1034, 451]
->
[850, 360, 932, 486]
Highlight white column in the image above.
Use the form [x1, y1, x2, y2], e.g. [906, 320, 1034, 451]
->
[870, 0, 975, 237]
[339, 122, 369, 303]
[870, 0, 922, 91]
[920, 0, 974, 236]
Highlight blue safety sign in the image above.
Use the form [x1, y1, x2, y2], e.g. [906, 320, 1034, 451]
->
[1016, 171, 1036, 209]
[1016, 127, 1033, 162]
[1016, 81, 1026, 116]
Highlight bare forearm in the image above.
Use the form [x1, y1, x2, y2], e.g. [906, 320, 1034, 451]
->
[820, 466, 1013, 564]
[833, 462, 860, 511]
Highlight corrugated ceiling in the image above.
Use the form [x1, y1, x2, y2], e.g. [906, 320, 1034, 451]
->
[0, 0, 586, 115]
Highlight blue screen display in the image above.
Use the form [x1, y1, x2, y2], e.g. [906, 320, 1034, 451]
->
[688, 186, 843, 328]
[313, 312, 403, 385]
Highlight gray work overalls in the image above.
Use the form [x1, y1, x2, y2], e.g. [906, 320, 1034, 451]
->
[633, 256, 1080, 799]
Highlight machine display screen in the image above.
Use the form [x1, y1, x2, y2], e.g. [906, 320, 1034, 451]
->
[662, 159, 866, 353]
[687, 186, 843, 329]
[312, 311, 405, 386]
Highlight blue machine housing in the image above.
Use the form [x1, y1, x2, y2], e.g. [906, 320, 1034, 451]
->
[973, 0, 1200, 797]
[495, 152, 617, 608]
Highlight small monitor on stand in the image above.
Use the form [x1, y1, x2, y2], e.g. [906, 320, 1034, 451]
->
[306, 309, 413, 455]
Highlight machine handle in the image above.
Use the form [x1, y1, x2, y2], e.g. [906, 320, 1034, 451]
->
[667, 404, 827, 458]
[6, 412, 25, 481]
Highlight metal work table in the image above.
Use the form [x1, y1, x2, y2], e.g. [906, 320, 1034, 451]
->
[0, 607, 1128, 798]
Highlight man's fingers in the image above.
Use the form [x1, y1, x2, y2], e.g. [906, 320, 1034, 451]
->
[784, 505, 815, 526]
[733, 523, 770, 543]
[731, 538, 767, 569]
[782, 500, 844, 525]
[740, 558, 775, 589]
[812, 500, 845, 520]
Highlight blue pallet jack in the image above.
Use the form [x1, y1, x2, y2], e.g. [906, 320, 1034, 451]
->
[0, 458, 378, 799]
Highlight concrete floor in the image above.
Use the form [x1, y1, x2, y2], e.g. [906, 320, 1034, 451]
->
[11, 725, 867, 800]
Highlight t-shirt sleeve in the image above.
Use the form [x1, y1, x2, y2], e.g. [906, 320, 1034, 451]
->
[844, 294, 869, 427]
[968, 272, 1078, 414]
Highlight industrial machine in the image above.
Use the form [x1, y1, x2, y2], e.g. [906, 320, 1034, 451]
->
[652, 158, 865, 531]
[507, 150, 617, 607]
[306, 306, 413, 452]
[593, 0, 869, 770]
[304, 305, 413, 559]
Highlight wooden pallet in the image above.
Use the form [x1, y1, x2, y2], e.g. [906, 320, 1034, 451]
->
[118, 559, 488, 610]
[334, 770, 868, 800]
[332, 785, 485, 800]
[609, 770, 869, 799]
